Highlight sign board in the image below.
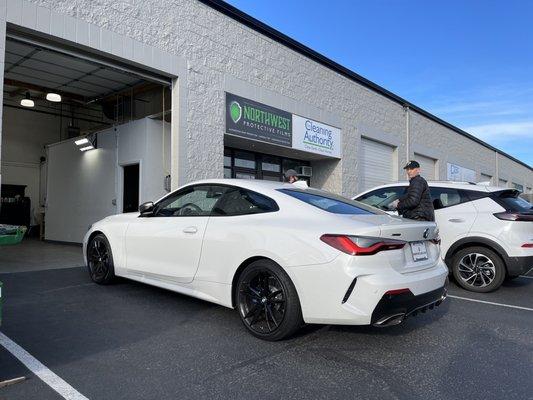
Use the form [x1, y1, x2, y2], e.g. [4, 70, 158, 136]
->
[225, 93, 292, 147]
[292, 115, 342, 159]
[447, 163, 476, 182]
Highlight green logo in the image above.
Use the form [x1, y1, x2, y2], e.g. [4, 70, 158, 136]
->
[230, 101, 242, 123]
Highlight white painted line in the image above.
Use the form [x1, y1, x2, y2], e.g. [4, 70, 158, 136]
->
[448, 295, 533, 312]
[0, 332, 89, 400]
[519, 275, 533, 279]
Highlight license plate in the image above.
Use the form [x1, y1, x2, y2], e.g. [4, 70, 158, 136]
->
[410, 241, 428, 262]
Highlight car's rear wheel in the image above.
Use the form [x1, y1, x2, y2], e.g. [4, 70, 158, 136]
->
[451, 247, 505, 292]
[87, 233, 116, 284]
[236, 259, 303, 341]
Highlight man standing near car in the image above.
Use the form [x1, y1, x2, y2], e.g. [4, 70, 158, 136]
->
[391, 160, 435, 221]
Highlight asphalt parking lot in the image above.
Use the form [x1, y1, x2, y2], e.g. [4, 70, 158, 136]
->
[0, 265, 532, 400]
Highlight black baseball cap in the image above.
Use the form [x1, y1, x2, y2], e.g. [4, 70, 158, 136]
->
[403, 160, 420, 170]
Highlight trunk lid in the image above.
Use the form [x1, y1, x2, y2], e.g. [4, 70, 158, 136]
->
[344, 214, 441, 273]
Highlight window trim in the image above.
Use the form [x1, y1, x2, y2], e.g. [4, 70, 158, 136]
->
[151, 184, 228, 218]
[210, 185, 280, 217]
[149, 183, 280, 218]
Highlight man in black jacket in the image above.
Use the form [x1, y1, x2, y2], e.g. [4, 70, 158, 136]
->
[392, 160, 435, 221]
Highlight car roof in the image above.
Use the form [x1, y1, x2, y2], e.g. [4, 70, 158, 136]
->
[187, 178, 289, 191]
[356, 180, 511, 195]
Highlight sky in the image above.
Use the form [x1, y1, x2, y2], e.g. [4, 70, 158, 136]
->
[225, 0, 533, 166]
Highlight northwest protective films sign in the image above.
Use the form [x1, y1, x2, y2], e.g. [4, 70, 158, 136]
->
[292, 115, 342, 158]
[225, 93, 292, 147]
[447, 163, 476, 182]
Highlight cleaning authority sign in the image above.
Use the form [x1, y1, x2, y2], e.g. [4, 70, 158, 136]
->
[292, 115, 342, 158]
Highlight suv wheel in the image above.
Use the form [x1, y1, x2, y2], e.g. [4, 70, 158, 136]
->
[451, 247, 505, 292]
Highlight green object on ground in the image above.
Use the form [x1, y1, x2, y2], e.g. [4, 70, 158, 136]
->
[0, 225, 26, 246]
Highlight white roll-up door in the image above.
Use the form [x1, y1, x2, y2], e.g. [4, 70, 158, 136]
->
[498, 178, 508, 187]
[360, 138, 394, 191]
[480, 173, 492, 184]
[414, 153, 436, 180]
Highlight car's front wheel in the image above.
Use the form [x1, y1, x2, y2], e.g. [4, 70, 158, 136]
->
[236, 259, 303, 341]
[451, 246, 505, 292]
[87, 233, 116, 284]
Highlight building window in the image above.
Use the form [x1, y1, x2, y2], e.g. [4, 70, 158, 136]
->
[223, 147, 309, 183]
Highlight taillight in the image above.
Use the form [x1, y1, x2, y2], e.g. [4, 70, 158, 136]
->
[522, 243, 533, 248]
[493, 212, 533, 221]
[320, 235, 405, 256]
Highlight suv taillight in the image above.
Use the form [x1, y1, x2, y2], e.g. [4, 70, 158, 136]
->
[493, 212, 533, 222]
[320, 235, 406, 256]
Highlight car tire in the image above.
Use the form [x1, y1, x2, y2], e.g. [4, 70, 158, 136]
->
[86, 233, 116, 285]
[451, 246, 505, 293]
[236, 259, 303, 341]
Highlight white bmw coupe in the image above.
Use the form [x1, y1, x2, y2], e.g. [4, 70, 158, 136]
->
[84, 179, 448, 340]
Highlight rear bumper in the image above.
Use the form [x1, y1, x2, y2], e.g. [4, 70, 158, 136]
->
[371, 286, 447, 327]
[505, 255, 533, 277]
[286, 255, 448, 325]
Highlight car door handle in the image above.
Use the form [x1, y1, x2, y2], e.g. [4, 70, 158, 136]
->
[183, 226, 198, 234]
[448, 218, 465, 223]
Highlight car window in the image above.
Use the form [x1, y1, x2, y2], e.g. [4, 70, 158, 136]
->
[212, 188, 279, 216]
[356, 186, 406, 211]
[154, 185, 227, 217]
[279, 188, 379, 215]
[492, 190, 533, 213]
[429, 187, 469, 210]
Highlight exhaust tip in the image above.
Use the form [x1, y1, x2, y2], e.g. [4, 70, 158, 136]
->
[373, 313, 405, 327]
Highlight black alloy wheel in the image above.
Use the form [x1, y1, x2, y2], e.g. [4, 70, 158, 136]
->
[87, 234, 116, 284]
[236, 260, 303, 341]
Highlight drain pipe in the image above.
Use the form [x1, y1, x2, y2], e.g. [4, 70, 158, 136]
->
[405, 105, 410, 164]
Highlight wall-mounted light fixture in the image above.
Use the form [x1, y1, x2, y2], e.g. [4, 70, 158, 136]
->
[74, 135, 96, 152]
[74, 138, 89, 146]
[46, 93, 62, 102]
[79, 145, 95, 152]
[20, 92, 34, 107]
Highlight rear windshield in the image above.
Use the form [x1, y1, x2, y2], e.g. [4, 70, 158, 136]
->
[278, 188, 380, 215]
[492, 190, 533, 213]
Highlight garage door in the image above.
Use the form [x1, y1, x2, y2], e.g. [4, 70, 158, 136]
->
[414, 153, 436, 180]
[360, 138, 394, 191]
[498, 179, 508, 187]
[480, 173, 492, 184]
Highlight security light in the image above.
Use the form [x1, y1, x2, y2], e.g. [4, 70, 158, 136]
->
[46, 93, 62, 102]
[20, 92, 34, 107]
[79, 145, 95, 152]
[74, 138, 90, 146]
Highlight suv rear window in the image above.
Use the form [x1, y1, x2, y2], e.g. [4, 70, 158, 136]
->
[492, 190, 533, 213]
[279, 188, 379, 215]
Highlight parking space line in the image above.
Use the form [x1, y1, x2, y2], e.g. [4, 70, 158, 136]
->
[519, 275, 533, 279]
[448, 295, 533, 312]
[0, 332, 88, 400]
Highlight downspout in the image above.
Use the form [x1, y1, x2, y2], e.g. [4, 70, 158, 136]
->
[494, 151, 499, 184]
[405, 105, 410, 164]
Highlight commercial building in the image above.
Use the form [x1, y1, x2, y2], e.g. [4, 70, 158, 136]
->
[0, 0, 531, 243]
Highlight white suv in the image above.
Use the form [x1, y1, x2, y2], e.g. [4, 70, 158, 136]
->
[354, 181, 533, 292]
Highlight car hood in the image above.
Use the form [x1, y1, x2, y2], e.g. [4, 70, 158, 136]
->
[100, 212, 140, 223]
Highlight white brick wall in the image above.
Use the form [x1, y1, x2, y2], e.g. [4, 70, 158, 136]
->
[2, 0, 532, 195]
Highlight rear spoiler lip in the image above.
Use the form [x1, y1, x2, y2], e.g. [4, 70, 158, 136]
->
[491, 189, 521, 197]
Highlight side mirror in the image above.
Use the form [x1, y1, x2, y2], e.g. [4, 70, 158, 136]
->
[139, 201, 155, 216]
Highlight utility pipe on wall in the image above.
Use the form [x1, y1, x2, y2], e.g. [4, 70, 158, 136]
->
[405, 105, 410, 165]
